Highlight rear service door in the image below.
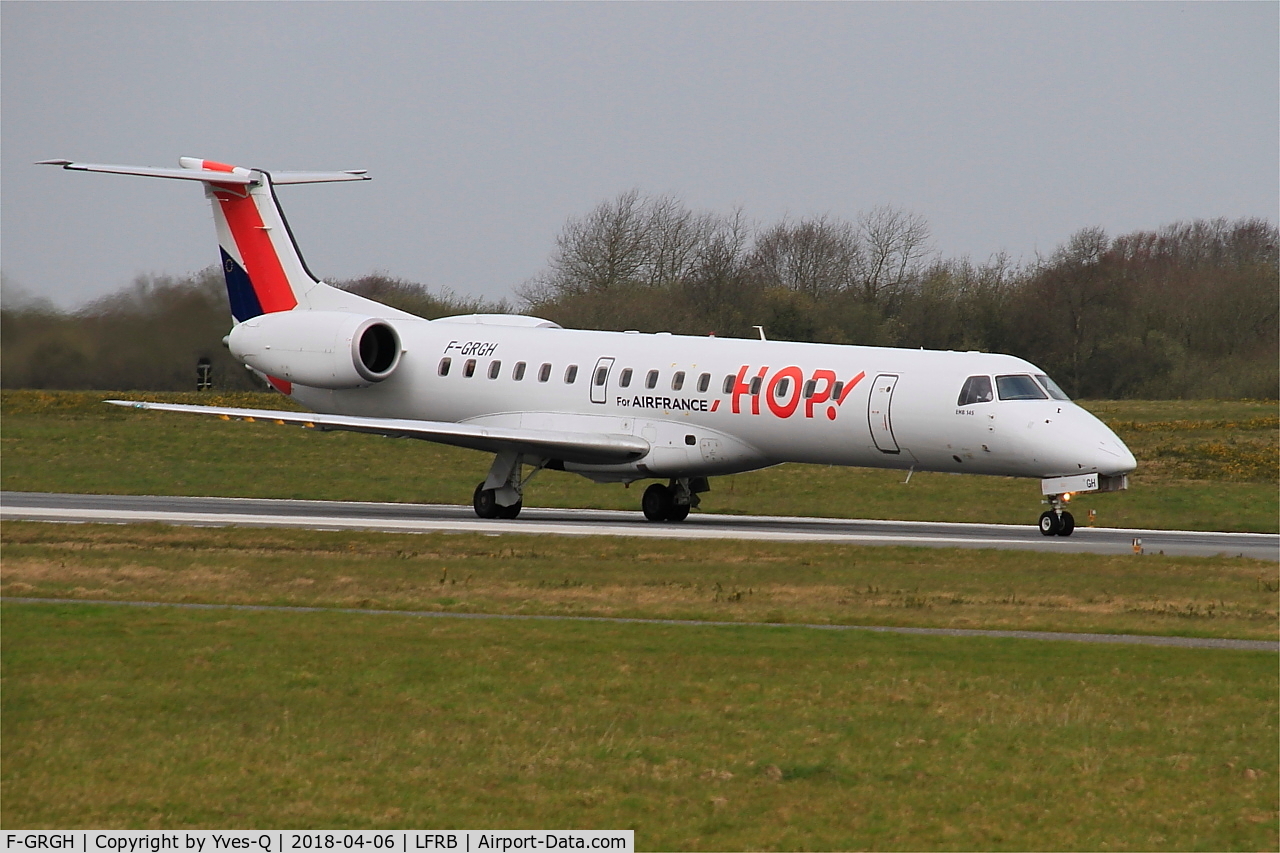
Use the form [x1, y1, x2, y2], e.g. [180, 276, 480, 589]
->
[868, 373, 901, 453]
[590, 357, 615, 404]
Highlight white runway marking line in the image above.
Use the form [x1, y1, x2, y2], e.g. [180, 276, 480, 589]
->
[3, 597, 1276, 653]
[0, 505, 1079, 547]
[4, 494, 1277, 559]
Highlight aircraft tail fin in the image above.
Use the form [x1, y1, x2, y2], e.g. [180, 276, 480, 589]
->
[38, 157, 384, 323]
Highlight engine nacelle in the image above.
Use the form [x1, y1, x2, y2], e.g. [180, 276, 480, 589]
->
[227, 311, 402, 389]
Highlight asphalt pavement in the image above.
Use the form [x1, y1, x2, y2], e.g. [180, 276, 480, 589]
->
[3, 491, 1276, 560]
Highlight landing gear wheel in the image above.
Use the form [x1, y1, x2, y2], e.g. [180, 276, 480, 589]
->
[666, 502, 691, 522]
[1038, 510, 1061, 536]
[474, 483, 521, 519]
[473, 482, 500, 519]
[1056, 510, 1075, 536]
[642, 483, 674, 522]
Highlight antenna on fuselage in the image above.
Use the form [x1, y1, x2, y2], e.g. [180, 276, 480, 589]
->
[752, 325, 767, 341]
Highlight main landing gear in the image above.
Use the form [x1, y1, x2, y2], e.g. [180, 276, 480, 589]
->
[641, 477, 708, 522]
[474, 482, 522, 519]
[642, 483, 689, 522]
[1039, 494, 1076, 537]
[472, 450, 543, 520]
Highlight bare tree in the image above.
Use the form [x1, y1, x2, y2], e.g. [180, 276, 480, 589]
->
[525, 189, 651, 299]
[748, 215, 861, 297]
[643, 195, 715, 288]
[855, 205, 933, 303]
[521, 190, 692, 301]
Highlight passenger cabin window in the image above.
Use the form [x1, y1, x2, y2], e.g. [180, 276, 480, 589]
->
[513, 362, 526, 381]
[774, 377, 790, 398]
[957, 375, 993, 406]
[1035, 374, 1071, 401]
[697, 373, 710, 393]
[996, 374, 1047, 401]
[594, 365, 608, 386]
[722, 375, 735, 394]
[564, 364, 578, 384]
[538, 363, 552, 383]
[749, 376, 762, 395]
[438, 358, 451, 377]
[672, 371, 685, 391]
[802, 379, 816, 398]
[488, 360, 501, 380]
[619, 368, 633, 388]
[646, 370, 659, 389]
[464, 359, 477, 378]
[831, 380, 844, 401]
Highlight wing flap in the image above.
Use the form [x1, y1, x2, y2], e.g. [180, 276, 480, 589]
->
[106, 401, 649, 465]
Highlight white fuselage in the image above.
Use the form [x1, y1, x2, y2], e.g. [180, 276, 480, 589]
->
[288, 319, 1136, 484]
[43, 156, 1137, 527]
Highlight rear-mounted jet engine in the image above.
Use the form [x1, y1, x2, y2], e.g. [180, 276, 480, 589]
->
[227, 311, 401, 389]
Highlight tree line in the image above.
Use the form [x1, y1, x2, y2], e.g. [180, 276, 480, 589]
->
[0, 271, 497, 392]
[2, 193, 1275, 398]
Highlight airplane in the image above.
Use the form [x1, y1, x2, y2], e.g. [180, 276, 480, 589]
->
[39, 157, 1136, 536]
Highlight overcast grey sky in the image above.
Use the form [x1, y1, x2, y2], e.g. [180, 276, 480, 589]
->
[3, 1, 1276, 309]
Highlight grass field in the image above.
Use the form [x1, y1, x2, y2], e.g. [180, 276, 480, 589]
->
[2, 391, 1277, 532]
[3, 522, 1277, 641]
[3, 601, 1276, 847]
[2, 390, 1277, 844]
[3, 523, 1278, 844]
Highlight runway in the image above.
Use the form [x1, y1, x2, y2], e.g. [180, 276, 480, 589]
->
[3, 491, 1277, 560]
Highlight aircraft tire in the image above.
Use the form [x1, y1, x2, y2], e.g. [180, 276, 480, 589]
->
[473, 482, 501, 519]
[642, 483, 674, 522]
[667, 503, 691, 522]
[1056, 510, 1075, 536]
[1038, 510, 1061, 536]
[497, 500, 523, 519]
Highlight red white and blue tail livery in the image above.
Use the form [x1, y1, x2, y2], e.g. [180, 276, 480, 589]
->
[40, 157, 1136, 534]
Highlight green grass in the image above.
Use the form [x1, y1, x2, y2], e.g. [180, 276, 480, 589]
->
[1086, 400, 1278, 483]
[2, 391, 1277, 532]
[3, 601, 1276, 848]
[3, 392, 1277, 843]
[3, 522, 1277, 641]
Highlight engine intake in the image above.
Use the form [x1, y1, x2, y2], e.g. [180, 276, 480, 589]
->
[228, 311, 402, 389]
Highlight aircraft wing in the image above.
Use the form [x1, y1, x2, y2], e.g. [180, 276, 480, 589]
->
[106, 401, 649, 465]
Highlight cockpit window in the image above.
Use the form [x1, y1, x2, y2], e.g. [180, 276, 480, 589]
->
[1035, 374, 1071, 401]
[996, 374, 1048, 401]
[957, 375, 994, 406]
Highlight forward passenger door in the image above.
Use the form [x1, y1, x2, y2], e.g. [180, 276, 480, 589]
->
[868, 373, 901, 453]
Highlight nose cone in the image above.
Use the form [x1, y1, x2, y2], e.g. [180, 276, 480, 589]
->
[1020, 405, 1137, 477]
[1091, 425, 1137, 476]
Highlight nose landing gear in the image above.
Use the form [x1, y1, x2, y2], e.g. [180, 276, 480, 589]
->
[1039, 494, 1076, 536]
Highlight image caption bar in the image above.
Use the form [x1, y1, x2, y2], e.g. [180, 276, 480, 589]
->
[3, 834, 633, 853]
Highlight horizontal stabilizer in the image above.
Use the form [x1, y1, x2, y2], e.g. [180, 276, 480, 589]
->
[38, 160, 369, 185]
[106, 401, 650, 466]
[272, 170, 370, 184]
[37, 160, 255, 184]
